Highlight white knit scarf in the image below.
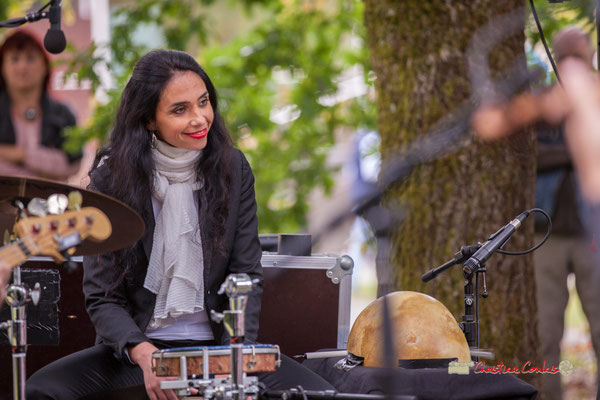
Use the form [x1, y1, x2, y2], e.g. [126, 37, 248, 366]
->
[144, 138, 204, 329]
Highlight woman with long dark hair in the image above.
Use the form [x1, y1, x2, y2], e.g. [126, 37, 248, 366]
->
[26, 49, 332, 399]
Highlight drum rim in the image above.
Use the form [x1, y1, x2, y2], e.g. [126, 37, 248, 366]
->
[151, 344, 278, 358]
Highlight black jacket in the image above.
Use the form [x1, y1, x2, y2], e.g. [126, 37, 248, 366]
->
[0, 91, 79, 162]
[82, 148, 263, 359]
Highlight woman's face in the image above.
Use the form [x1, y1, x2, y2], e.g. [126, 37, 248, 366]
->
[2, 47, 46, 93]
[148, 70, 214, 151]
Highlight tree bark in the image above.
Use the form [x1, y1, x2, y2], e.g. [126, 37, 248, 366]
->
[364, 0, 539, 390]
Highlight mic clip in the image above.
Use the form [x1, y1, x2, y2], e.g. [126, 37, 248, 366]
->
[462, 256, 481, 280]
[487, 224, 508, 240]
[421, 243, 481, 282]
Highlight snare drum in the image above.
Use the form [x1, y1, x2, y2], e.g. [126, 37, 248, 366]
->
[152, 344, 281, 377]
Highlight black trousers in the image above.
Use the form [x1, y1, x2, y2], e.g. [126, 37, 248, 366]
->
[26, 341, 334, 399]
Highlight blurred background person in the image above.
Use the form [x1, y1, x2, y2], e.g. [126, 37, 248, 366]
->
[533, 26, 600, 400]
[0, 261, 10, 306]
[0, 29, 81, 181]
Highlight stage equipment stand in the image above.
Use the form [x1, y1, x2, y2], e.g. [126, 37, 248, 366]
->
[461, 264, 487, 353]
[0, 266, 41, 400]
[211, 274, 256, 400]
[160, 273, 261, 399]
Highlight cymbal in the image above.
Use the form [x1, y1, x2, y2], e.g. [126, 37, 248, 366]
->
[0, 175, 145, 256]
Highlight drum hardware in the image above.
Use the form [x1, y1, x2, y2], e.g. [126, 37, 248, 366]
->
[211, 273, 262, 400]
[153, 344, 281, 399]
[247, 345, 256, 369]
[1, 266, 41, 400]
[204, 347, 209, 379]
[157, 273, 264, 399]
[153, 344, 281, 377]
[294, 350, 349, 360]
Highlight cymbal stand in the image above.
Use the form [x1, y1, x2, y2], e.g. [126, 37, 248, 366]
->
[211, 273, 258, 400]
[160, 273, 260, 399]
[0, 265, 41, 400]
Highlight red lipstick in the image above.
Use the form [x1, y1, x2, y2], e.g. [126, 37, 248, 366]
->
[186, 129, 207, 139]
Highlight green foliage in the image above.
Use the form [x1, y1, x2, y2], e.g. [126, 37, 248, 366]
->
[59, 0, 375, 233]
[200, 2, 374, 232]
[526, 0, 595, 55]
[0, 0, 9, 21]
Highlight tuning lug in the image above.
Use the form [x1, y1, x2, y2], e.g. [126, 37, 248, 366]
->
[12, 199, 27, 219]
[27, 198, 48, 217]
[49, 220, 59, 231]
[67, 191, 83, 211]
[47, 194, 68, 215]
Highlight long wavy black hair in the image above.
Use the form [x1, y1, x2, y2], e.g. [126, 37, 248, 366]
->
[91, 49, 233, 266]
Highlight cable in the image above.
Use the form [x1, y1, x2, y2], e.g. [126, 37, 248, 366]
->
[475, 273, 480, 352]
[529, 0, 561, 83]
[496, 208, 552, 255]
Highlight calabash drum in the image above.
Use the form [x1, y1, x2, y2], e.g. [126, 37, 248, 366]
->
[152, 344, 281, 376]
[347, 291, 471, 367]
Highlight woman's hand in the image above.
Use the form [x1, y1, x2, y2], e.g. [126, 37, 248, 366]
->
[67, 138, 99, 187]
[0, 145, 24, 164]
[128, 341, 179, 400]
[0, 262, 11, 305]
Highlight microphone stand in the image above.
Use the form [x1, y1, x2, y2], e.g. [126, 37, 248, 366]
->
[421, 244, 481, 283]
[421, 244, 489, 361]
[461, 264, 487, 354]
[0, 0, 54, 29]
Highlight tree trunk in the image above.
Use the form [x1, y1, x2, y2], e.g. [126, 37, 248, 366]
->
[364, 0, 539, 390]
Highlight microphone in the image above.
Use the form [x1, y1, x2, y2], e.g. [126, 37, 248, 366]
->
[43, 0, 66, 54]
[462, 211, 530, 278]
